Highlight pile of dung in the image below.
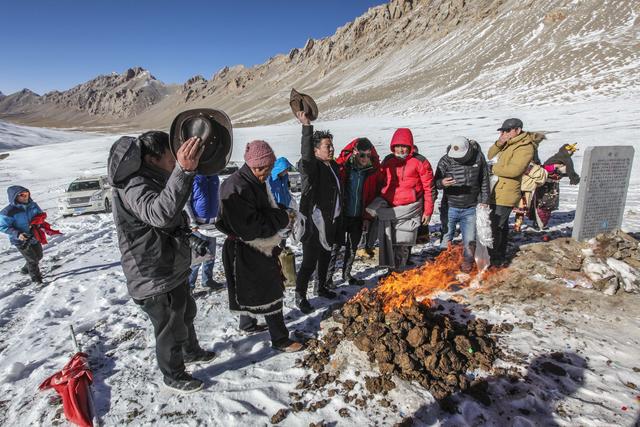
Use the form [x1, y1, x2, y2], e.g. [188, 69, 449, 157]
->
[330, 289, 505, 400]
[273, 290, 509, 425]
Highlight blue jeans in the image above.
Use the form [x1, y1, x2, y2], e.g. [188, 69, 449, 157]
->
[188, 234, 216, 288]
[440, 206, 476, 263]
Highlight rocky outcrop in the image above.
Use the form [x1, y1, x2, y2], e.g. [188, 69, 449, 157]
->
[182, 75, 208, 102]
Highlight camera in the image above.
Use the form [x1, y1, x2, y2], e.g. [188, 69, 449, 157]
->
[181, 230, 209, 257]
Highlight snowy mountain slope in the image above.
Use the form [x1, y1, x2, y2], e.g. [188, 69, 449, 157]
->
[1, 0, 638, 129]
[0, 99, 639, 426]
[0, 120, 102, 151]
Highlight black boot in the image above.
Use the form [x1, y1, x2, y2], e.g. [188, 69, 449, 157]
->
[163, 372, 204, 393]
[20, 264, 29, 275]
[295, 292, 314, 314]
[343, 257, 363, 286]
[316, 287, 336, 299]
[325, 244, 340, 289]
[183, 347, 217, 364]
[346, 275, 364, 286]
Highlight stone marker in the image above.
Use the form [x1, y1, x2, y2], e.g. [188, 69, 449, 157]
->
[572, 146, 635, 241]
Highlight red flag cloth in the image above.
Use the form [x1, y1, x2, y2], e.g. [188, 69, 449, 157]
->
[39, 352, 94, 427]
[30, 212, 62, 244]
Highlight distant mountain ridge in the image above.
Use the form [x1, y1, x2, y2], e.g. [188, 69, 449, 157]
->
[1, 0, 638, 130]
[40, 67, 171, 118]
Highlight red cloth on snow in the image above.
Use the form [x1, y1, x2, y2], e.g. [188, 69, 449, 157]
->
[39, 352, 94, 427]
[30, 212, 61, 244]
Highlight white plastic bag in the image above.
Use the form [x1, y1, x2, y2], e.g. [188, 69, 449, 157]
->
[312, 208, 332, 251]
[474, 204, 493, 272]
[290, 210, 306, 245]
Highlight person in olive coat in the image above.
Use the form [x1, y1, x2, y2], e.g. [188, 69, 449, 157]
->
[488, 118, 541, 266]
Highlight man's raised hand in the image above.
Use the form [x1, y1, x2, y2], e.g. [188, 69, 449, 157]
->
[296, 111, 311, 126]
[177, 137, 204, 171]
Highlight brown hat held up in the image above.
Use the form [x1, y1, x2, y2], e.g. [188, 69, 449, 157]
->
[289, 88, 319, 121]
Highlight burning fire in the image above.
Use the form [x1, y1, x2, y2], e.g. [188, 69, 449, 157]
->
[360, 246, 491, 313]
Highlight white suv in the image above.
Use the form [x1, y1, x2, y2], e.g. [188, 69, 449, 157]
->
[58, 175, 112, 217]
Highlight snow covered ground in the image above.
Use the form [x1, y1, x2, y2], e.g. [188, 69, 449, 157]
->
[0, 121, 101, 151]
[0, 97, 639, 426]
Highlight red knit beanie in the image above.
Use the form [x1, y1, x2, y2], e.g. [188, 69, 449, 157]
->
[244, 140, 276, 168]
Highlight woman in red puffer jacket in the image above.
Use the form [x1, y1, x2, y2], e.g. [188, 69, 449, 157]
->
[373, 128, 435, 269]
[379, 128, 435, 222]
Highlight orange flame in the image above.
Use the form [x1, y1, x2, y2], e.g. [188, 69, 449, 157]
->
[360, 245, 493, 313]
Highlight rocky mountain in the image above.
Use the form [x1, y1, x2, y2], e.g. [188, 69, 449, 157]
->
[0, 89, 41, 115]
[1, 0, 638, 130]
[0, 68, 176, 129]
[41, 67, 172, 118]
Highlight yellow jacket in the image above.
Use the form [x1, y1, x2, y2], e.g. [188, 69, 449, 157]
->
[488, 132, 542, 207]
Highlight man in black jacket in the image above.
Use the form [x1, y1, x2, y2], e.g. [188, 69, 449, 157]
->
[108, 131, 215, 393]
[434, 137, 490, 272]
[295, 111, 341, 314]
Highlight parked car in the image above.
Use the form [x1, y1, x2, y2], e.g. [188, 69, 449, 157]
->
[288, 164, 301, 192]
[58, 175, 112, 217]
[218, 161, 240, 176]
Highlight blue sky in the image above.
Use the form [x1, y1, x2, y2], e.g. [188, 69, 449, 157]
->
[0, 1, 385, 95]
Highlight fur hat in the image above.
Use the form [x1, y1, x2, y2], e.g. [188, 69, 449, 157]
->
[244, 140, 276, 168]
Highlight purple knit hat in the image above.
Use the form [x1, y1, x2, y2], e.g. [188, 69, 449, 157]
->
[244, 140, 276, 168]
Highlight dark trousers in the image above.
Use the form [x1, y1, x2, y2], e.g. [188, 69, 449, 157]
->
[490, 205, 513, 261]
[296, 227, 332, 297]
[239, 311, 289, 345]
[342, 217, 363, 279]
[393, 245, 412, 269]
[17, 242, 43, 281]
[439, 196, 449, 237]
[327, 217, 363, 282]
[134, 282, 199, 379]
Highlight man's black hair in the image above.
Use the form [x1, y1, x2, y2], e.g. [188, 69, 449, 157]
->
[355, 137, 373, 152]
[312, 130, 333, 148]
[139, 131, 170, 160]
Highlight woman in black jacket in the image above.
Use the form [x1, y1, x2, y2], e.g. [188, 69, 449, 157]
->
[217, 140, 303, 352]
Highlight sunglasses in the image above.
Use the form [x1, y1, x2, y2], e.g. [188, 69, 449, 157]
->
[357, 152, 371, 159]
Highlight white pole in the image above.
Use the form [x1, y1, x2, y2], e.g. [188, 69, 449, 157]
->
[69, 325, 80, 352]
[69, 325, 100, 427]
